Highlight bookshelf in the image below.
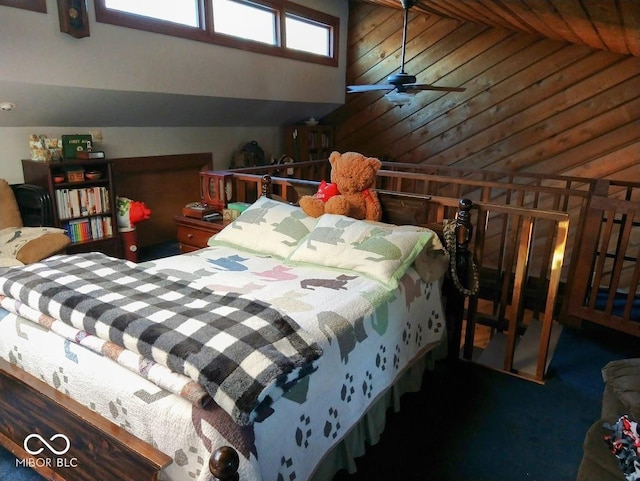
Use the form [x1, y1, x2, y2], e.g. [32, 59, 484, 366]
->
[283, 125, 334, 161]
[21, 159, 121, 258]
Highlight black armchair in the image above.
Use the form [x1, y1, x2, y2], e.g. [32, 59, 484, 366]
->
[11, 183, 56, 227]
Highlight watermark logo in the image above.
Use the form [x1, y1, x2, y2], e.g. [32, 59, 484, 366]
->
[16, 433, 78, 469]
[23, 433, 71, 456]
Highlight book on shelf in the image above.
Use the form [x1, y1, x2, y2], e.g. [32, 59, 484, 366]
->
[56, 187, 109, 220]
[76, 150, 106, 160]
[63, 216, 112, 242]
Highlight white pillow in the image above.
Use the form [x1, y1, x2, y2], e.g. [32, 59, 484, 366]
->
[208, 196, 318, 259]
[285, 214, 439, 289]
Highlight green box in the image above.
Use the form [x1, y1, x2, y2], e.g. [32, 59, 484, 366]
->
[62, 134, 93, 160]
[228, 202, 251, 213]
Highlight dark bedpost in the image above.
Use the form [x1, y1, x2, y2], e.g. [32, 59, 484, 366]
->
[209, 446, 240, 481]
[446, 198, 474, 361]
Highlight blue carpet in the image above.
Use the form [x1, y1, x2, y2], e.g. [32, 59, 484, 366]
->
[0, 449, 42, 481]
[332, 322, 639, 481]
[137, 240, 180, 263]
[1, 296, 637, 481]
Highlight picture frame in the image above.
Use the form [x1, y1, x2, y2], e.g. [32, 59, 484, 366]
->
[57, 0, 89, 38]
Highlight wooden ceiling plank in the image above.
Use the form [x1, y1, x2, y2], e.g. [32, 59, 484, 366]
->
[619, 0, 640, 56]
[431, 59, 639, 173]
[360, 24, 498, 144]
[391, 40, 575, 161]
[358, 0, 401, 9]
[403, 17, 476, 73]
[582, 0, 628, 55]
[521, 113, 640, 176]
[413, 0, 479, 23]
[472, 0, 540, 35]
[348, 14, 440, 87]
[338, 20, 489, 147]
[401, 42, 598, 163]
[494, 0, 579, 43]
[566, 142, 640, 181]
[347, 9, 406, 79]
[354, 28, 546, 157]
[537, 0, 607, 50]
[338, 1, 638, 208]
[356, 0, 638, 56]
[338, 15, 450, 142]
[348, 1, 380, 35]
[439, 0, 520, 31]
[344, 33, 539, 158]
[348, 4, 399, 58]
[458, 72, 640, 173]
[520, 0, 586, 45]
[427, 0, 497, 26]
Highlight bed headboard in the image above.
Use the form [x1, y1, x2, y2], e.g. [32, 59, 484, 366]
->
[112, 153, 213, 247]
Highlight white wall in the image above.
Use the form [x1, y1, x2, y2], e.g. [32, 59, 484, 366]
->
[1, 127, 282, 183]
[0, 0, 348, 183]
[0, 0, 347, 101]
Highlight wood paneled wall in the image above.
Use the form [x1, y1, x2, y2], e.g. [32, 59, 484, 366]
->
[113, 153, 213, 247]
[326, 2, 640, 183]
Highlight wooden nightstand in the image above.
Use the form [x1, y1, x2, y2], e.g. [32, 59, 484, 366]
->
[173, 215, 226, 253]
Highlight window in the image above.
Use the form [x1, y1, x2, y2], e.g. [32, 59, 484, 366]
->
[0, 0, 46, 13]
[212, 0, 276, 45]
[103, 0, 199, 27]
[285, 14, 330, 56]
[94, 0, 338, 67]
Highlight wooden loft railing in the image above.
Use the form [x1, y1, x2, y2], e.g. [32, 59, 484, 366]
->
[377, 167, 640, 339]
[376, 169, 589, 271]
[223, 159, 640, 340]
[225, 171, 570, 382]
[226, 160, 330, 183]
[463, 201, 570, 382]
[565, 194, 640, 337]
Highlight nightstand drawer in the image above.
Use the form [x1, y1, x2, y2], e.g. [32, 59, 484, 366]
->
[177, 225, 217, 248]
[173, 215, 225, 253]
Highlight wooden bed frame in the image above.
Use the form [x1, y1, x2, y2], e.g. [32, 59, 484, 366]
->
[0, 172, 476, 481]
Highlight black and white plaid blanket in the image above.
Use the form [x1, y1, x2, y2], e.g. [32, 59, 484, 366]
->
[0, 252, 322, 426]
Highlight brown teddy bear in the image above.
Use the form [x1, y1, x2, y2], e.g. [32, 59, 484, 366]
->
[299, 151, 383, 222]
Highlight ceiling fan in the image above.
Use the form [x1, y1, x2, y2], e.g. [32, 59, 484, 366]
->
[346, 0, 465, 106]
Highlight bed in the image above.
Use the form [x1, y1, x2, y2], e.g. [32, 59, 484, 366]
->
[0, 172, 475, 481]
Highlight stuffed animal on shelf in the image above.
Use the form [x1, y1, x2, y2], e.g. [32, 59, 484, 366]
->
[116, 197, 152, 229]
[299, 151, 382, 222]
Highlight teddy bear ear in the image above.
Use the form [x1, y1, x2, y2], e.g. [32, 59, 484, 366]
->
[367, 156, 382, 171]
[329, 151, 341, 166]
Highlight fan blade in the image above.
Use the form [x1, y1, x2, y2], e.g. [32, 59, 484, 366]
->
[405, 83, 466, 93]
[347, 84, 395, 93]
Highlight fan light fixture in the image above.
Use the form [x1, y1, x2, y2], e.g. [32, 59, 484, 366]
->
[385, 91, 413, 107]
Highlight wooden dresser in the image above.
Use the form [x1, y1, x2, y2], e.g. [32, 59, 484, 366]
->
[173, 215, 225, 253]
